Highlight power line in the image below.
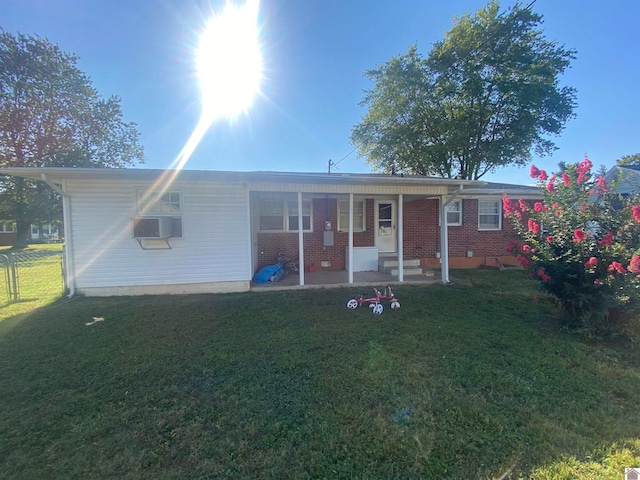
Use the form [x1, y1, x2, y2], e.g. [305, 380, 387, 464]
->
[334, 147, 357, 166]
[328, 147, 357, 174]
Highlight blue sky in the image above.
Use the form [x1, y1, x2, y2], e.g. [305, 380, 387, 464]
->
[2, 0, 639, 185]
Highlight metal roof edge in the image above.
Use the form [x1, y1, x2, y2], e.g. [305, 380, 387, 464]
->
[0, 167, 484, 188]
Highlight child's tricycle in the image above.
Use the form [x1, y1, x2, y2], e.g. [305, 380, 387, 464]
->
[346, 286, 400, 315]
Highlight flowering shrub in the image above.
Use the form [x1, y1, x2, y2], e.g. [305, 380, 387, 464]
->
[505, 157, 640, 336]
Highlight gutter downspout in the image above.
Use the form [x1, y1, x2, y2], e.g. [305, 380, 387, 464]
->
[42, 173, 75, 298]
[297, 192, 305, 286]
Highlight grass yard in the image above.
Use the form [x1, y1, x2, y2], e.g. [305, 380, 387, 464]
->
[1, 270, 639, 479]
[0, 243, 65, 314]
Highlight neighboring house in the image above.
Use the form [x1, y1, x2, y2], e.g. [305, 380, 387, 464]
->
[603, 164, 640, 197]
[30, 223, 62, 242]
[0, 221, 16, 247]
[0, 167, 540, 296]
[0, 221, 62, 246]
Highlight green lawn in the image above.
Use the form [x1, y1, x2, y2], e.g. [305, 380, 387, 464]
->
[1, 270, 639, 479]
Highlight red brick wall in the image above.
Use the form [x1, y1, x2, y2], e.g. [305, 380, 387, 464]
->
[256, 197, 526, 272]
[0, 232, 17, 247]
[256, 198, 374, 271]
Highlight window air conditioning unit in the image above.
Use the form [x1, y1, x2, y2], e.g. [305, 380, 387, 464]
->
[132, 216, 173, 239]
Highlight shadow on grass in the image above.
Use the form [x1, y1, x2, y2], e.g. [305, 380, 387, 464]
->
[0, 271, 639, 479]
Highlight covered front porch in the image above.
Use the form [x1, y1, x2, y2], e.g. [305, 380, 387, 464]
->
[247, 172, 478, 288]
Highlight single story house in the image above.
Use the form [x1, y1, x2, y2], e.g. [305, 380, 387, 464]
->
[0, 222, 62, 246]
[603, 164, 640, 197]
[0, 167, 540, 296]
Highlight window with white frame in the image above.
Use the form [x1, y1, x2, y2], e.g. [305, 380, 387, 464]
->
[445, 200, 462, 226]
[287, 200, 311, 231]
[478, 200, 501, 230]
[0, 221, 15, 233]
[338, 200, 366, 232]
[259, 199, 312, 232]
[136, 190, 183, 237]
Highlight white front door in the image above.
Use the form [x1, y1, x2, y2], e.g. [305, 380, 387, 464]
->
[375, 200, 397, 253]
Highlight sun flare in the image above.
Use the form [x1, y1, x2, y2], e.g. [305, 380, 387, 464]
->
[196, 0, 263, 122]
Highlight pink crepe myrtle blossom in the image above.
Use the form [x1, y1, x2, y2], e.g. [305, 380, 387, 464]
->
[538, 169, 548, 181]
[534, 202, 544, 212]
[546, 235, 554, 243]
[629, 255, 640, 274]
[505, 239, 522, 253]
[584, 257, 598, 268]
[633, 206, 640, 223]
[502, 196, 517, 216]
[537, 267, 551, 282]
[562, 173, 571, 186]
[530, 165, 540, 178]
[576, 157, 593, 183]
[608, 262, 627, 274]
[516, 254, 531, 269]
[528, 219, 540, 234]
[547, 175, 556, 192]
[518, 199, 529, 212]
[573, 229, 588, 243]
[596, 176, 609, 192]
[598, 232, 613, 246]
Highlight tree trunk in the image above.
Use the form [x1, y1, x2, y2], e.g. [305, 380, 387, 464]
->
[12, 177, 31, 249]
[14, 221, 30, 249]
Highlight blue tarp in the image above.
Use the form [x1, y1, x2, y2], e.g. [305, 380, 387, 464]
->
[252, 264, 285, 283]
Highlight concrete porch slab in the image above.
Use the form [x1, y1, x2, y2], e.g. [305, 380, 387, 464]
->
[250, 269, 441, 291]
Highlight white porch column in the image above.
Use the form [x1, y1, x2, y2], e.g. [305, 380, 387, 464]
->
[298, 192, 305, 286]
[348, 193, 354, 284]
[397, 194, 404, 282]
[440, 195, 450, 283]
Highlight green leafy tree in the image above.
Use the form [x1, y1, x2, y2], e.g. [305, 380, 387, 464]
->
[0, 31, 144, 247]
[616, 153, 640, 166]
[504, 158, 640, 337]
[351, 1, 577, 179]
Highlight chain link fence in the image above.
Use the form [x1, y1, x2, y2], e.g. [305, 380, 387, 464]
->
[1, 250, 65, 305]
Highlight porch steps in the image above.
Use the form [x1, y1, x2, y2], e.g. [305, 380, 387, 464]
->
[378, 255, 435, 277]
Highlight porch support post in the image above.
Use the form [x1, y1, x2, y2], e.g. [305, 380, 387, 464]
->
[440, 195, 450, 284]
[440, 186, 463, 284]
[397, 194, 404, 282]
[348, 193, 354, 284]
[298, 191, 305, 286]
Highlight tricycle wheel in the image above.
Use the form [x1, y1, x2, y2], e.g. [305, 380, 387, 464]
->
[391, 301, 400, 309]
[372, 303, 384, 315]
[346, 299, 358, 309]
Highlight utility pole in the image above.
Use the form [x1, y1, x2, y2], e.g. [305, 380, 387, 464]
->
[328, 159, 336, 174]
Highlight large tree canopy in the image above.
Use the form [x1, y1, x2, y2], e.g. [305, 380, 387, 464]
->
[351, 1, 577, 180]
[0, 31, 144, 246]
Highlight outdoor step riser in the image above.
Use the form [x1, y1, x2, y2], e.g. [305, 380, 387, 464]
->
[379, 267, 425, 276]
[378, 259, 421, 268]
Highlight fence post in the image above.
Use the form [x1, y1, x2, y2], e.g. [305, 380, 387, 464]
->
[0, 254, 18, 302]
[9, 253, 19, 301]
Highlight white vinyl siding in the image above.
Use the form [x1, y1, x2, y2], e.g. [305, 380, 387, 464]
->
[338, 200, 365, 232]
[478, 200, 501, 230]
[64, 178, 251, 290]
